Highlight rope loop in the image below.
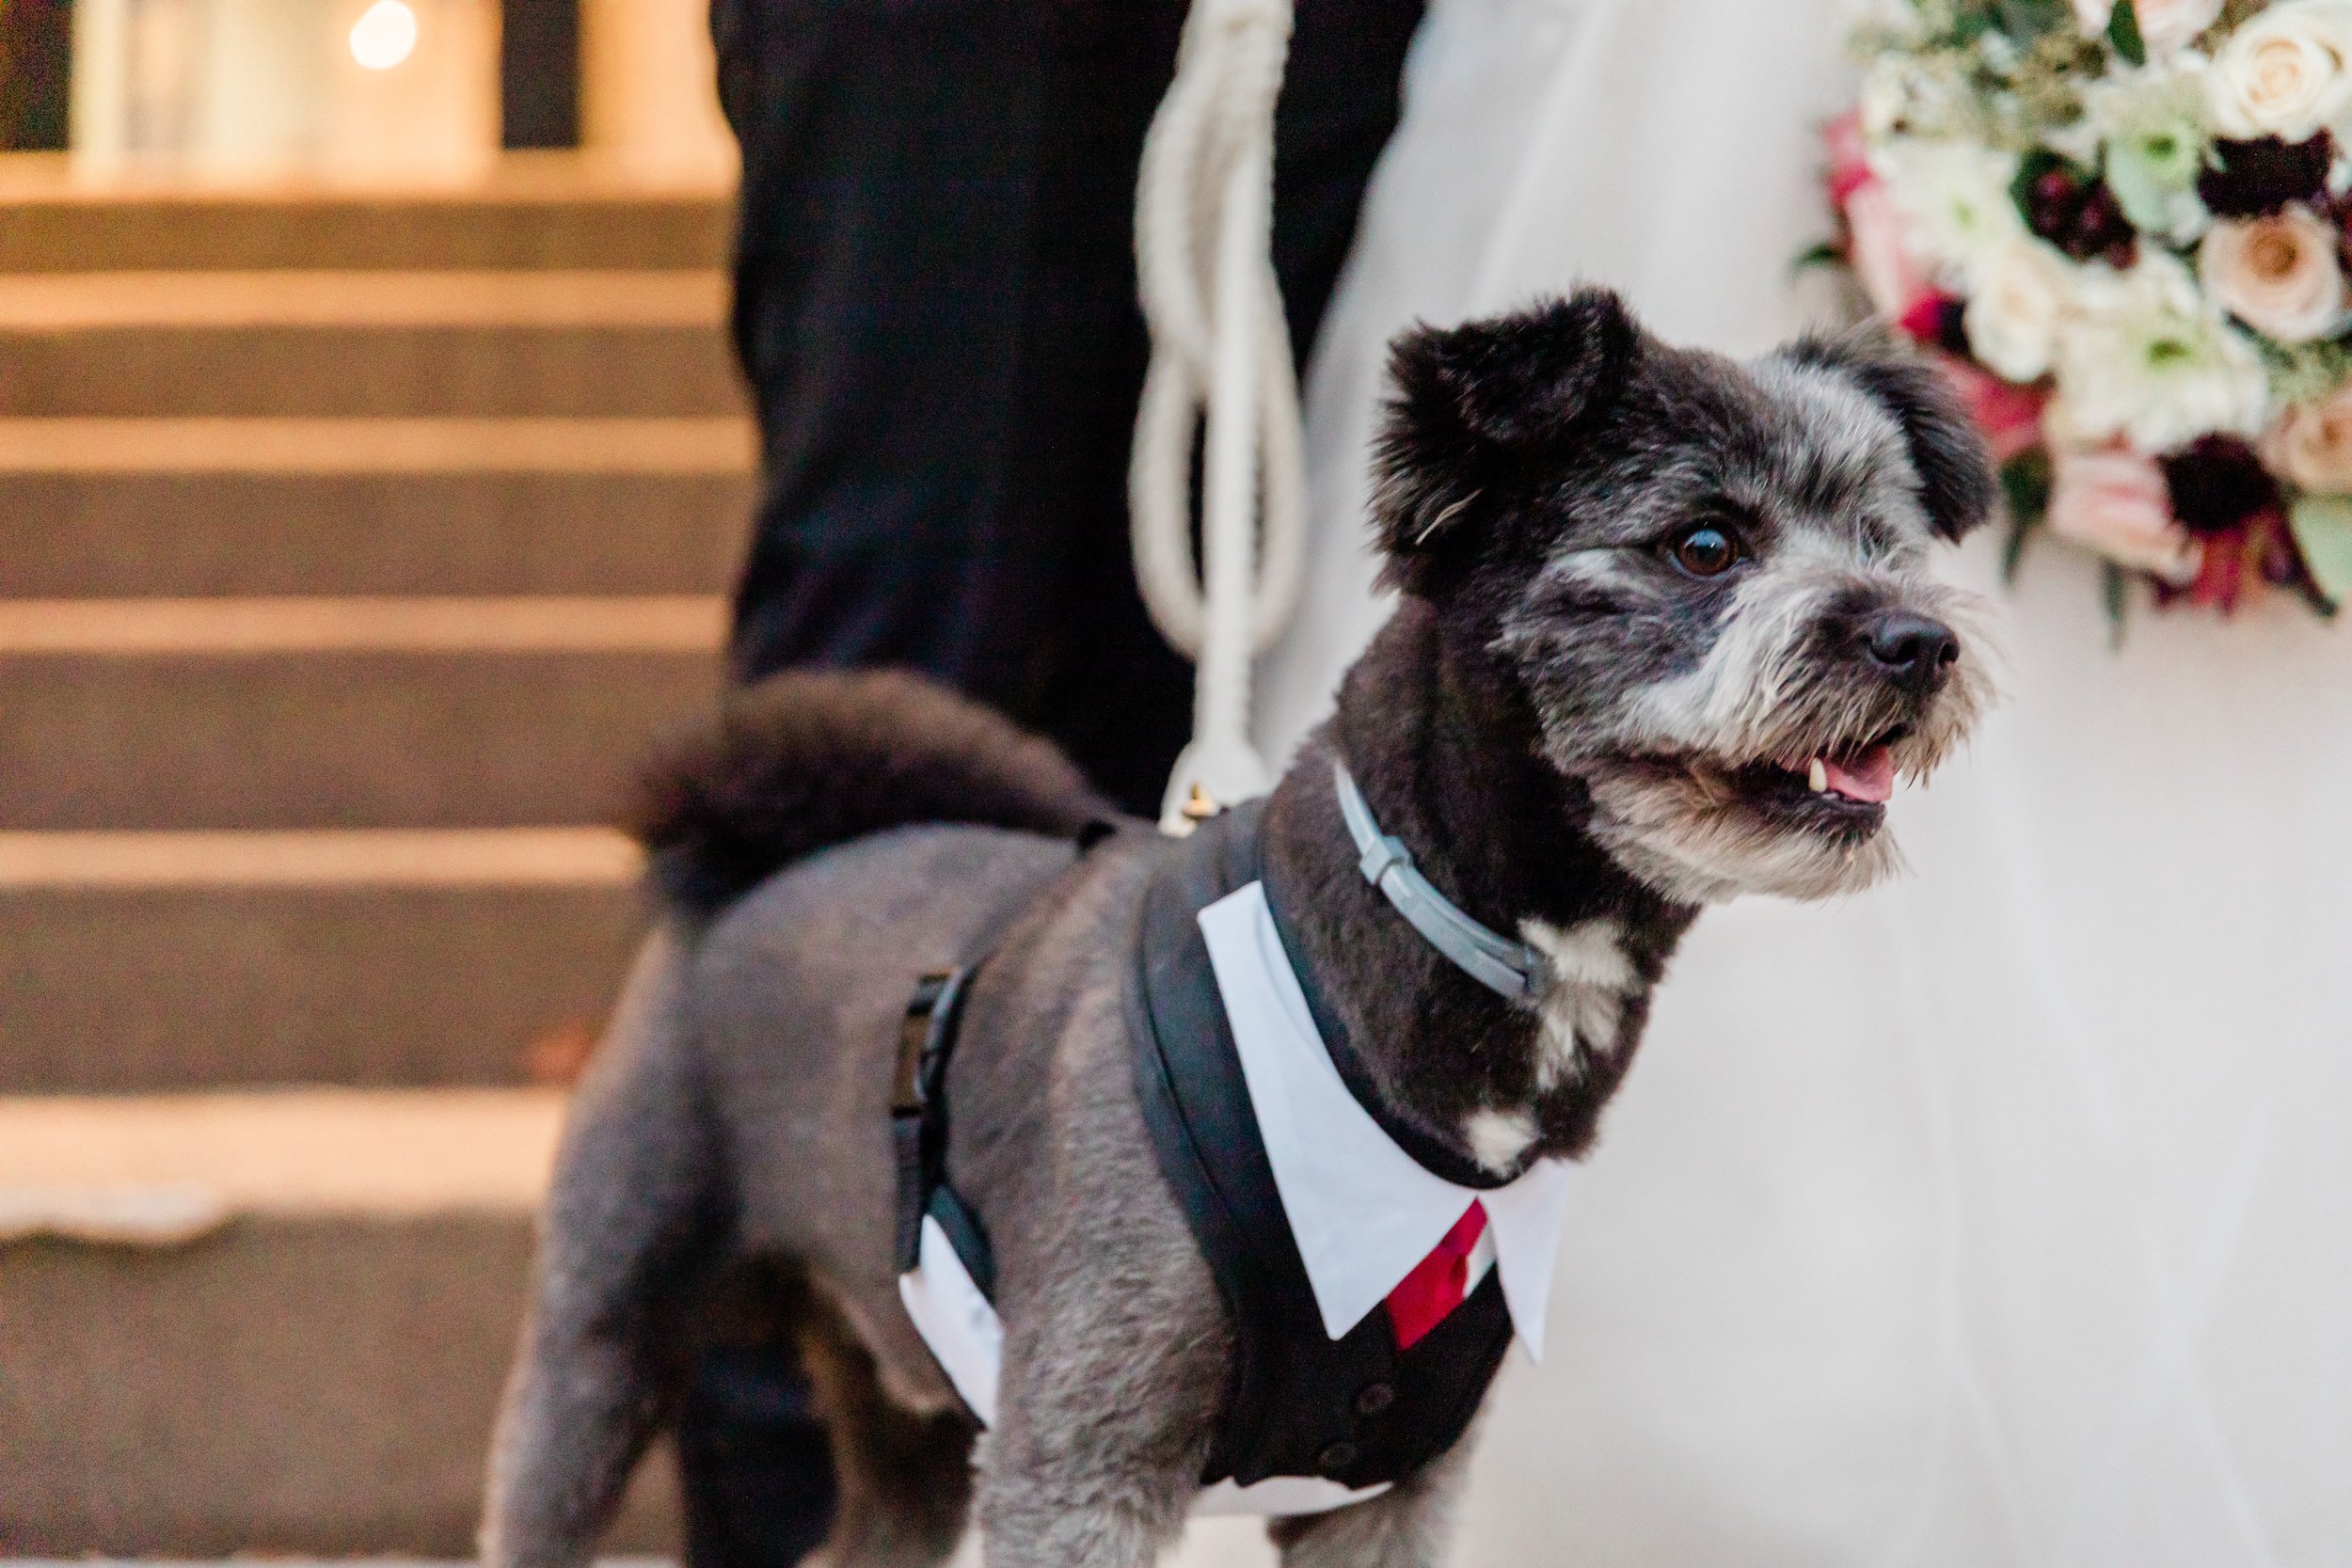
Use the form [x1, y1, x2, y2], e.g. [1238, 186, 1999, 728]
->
[1132, 0, 1304, 828]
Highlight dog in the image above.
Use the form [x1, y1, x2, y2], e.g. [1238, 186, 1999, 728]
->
[481, 289, 1994, 1568]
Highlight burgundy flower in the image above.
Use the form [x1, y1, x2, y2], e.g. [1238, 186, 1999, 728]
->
[2159, 435, 2282, 536]
[2159, 507, 2321, 614]
[2020, 155, 2137, 267]
[2168, 524, 2249, 611]
[1899, 293, 1970, 356]
[2198, 133, 2333, 218]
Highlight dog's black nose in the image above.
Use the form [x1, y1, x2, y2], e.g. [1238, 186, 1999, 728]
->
[1860, 611, 1960, 692]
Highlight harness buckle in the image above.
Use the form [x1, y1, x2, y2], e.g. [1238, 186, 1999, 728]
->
[892, 971, 958, 1117]
[893, 968, 970, 1273]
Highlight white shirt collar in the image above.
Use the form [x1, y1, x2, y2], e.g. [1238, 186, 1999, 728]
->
[1196, 881, 1574, 1358]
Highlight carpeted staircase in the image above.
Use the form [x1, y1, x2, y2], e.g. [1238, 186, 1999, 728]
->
[0, 153, 752, 1557]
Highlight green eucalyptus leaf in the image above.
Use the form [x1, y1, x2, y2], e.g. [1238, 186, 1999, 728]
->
[2108, 0, 2147, 65]
[1999, 450, 2052, 582]
[2002, 506, 2039, 583]
[2000, 449, 2053, 520]
[1998, 0, 2070, 38]
[2288, 494, 2352, 609]
[1792, 239, 1845, 274]
[1948, 2, 2003, 44]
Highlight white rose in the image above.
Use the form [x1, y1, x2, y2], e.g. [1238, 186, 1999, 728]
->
[2045, 449, 2205, 583]
[2055, 252, 2270, 452]
[2207, 0, 2352, 141]
[2134, 0, 2226, 56]
[2074, 0, 2115, 33]
[2198, 204, 2349, 341]
[1878, 138, 2025, 290]
[1964, 235, 2075, 381]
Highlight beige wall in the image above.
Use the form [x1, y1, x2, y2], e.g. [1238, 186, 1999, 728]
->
[69, 0, 733, 186]
[580, 0, 737, 183]
[72, 0, 500, 180]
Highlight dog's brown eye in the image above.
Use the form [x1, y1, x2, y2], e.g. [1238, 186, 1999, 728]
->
[1669, 525, 1741, 578]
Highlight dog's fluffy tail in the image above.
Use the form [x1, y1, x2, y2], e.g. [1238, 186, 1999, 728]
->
[629, 668, 1115, 918]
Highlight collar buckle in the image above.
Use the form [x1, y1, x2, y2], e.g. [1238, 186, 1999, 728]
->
[1331, 762, 1542, 1004]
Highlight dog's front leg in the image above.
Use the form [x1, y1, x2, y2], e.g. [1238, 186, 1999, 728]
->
[972, 1270, 1226, 1568]
[971, 1433, 1196, 1568]
[968, 992, 1234, 1568]
[1267, 1437, 1476, 1568]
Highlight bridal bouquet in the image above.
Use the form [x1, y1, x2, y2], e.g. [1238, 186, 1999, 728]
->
[1830, 0, 2352, 619]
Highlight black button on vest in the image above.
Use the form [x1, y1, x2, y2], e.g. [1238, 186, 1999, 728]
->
[1123, 801, 1517, 1495]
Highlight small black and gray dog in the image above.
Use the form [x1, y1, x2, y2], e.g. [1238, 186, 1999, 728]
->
[482, 291, 1994, 1568]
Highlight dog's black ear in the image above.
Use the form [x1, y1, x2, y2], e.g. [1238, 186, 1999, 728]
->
[1780, 331, 1996, 543]
[1372, 290, 1639, 581]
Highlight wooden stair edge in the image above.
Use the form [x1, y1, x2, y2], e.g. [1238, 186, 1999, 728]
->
[0, 1087, 571, 1236]
[0, 417, 756, 475]
[0, 594, 728, 655]
[0, 270, 730, 330]
[0, 826, 647, 889]
[0, 149, 737, 207]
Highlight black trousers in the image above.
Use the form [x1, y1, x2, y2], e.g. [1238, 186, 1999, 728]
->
[689, 2, 1422, 1563]
[713, 0, 1422, 816]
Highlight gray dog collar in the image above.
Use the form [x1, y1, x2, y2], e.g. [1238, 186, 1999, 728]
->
[1332, 763, 1541, 1003]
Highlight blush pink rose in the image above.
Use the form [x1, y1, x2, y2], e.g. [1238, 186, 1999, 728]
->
[2199, 205, 2348, 342]
[2073, 0, 2223, 51]
[2046, 449, 2205, 583]
[1825, 112, 1873, 207]
[2134, 0, 2226, 55]
[1843, 180, 1934, 322]
[2263, 380, 2352, 491]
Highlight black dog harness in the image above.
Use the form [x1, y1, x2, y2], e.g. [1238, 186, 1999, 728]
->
[893, 801, 1520, 1507]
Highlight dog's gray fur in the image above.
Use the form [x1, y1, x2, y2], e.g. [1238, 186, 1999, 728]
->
[481, 293, 1996, 1568]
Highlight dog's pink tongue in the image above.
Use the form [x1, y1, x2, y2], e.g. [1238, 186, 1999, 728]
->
[1821, 746, 1895, 804]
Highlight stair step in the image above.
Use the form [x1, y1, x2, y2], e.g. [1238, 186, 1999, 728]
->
[0, 1560, 677, 1568]
[0, 1087, 564, 1224]
[0, 152, 730, 1559]
[0, 276, 744, 418]
[0, 597, 720, 831]
[0, 1087, 678, 1554]
[0, 324, 742, 419]
[0, 152, 730, 273]
[0, 1212, 681, 1555]
[0, 467, 752, 599]
[0, 831, 645, 1092]
[0, 415, 755, 472]
[0, 826, 644, 887]
[0, 594, 726, 653]
[0, 269, 729, 329]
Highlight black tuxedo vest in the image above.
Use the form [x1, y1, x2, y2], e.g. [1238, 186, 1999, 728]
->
[893, 802, 1515, 1498]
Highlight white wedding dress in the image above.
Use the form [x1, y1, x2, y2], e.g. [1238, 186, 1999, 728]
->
[1239, 1, 2352, 1563]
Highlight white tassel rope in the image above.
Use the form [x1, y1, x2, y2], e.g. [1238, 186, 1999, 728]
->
[1130, 0, 1307, 833]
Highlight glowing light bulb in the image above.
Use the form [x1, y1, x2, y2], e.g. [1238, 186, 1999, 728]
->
[349, 0, 419, 71]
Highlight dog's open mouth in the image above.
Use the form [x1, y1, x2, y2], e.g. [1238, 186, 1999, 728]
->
[1691, 725, 1912, 832]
